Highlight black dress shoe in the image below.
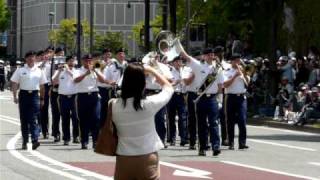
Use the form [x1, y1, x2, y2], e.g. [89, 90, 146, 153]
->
[189, 145, 196, 150]
[63, 141, 69, 146]
[92, 142, 97, 149]
[198, 149, 206, 156]
[180, 141, 189, 147]
[43, 134, 48, 139]
[221, 140, 229, 146]
[73, 137, 80, 144]
[170, 142, 176, 146]
[54, 135, 60, 143]
[81, 143, 88, 149]
[32, 142, 40, 150]
[239, 145, 249, 149]
[229, 145, 235, 150]
[22, 143, 27, 150]
[213, 149, 221, 156]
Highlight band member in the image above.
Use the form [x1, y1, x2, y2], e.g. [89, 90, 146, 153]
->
[38, 46, 55, 139]
[52, 56, 80, 145]
[97, 48, 116, 128]
[181, 48, 223, 156]
[223, 54, 250, 150]
[183, 52, 198, 150]
[167, 56, 188, 146]
[74, 54, 105, 149]
[144, 52, 173, 148]
[51, 47, 64, 142]
[213, 46, 229, 146]
[0, 60, 5, 91]
[11, 51, 47, 150]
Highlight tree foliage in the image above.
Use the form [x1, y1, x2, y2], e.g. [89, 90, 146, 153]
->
[94, 32, 126, 53]
[0, 0, 10, 32]
[49, 18, 126, 55]
[48, 18, 90, 54]
[131, 15, 163, 51]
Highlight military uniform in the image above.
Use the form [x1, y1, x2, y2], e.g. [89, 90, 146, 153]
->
[52, 64, 79, 145]
[11, 54, 47, 150]
[145, 62, 173, 146]
[187, 56, 223, 156]
[224, 60, 249, 150]
[74, 64, 102, 149]
[167, 65, 188, 146]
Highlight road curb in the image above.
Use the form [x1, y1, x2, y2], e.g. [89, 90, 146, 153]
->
[248, 118, 320, 134]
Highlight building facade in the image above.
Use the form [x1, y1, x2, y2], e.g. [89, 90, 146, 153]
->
[10, 0, 159, 57]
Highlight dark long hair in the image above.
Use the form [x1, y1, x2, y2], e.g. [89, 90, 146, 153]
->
[121, 63, 146, 111]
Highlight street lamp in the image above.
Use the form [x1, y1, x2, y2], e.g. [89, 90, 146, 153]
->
[49, 12, 55, 46]
[49, 12, 55, 30]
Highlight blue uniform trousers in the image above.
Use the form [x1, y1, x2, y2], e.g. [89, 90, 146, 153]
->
[225, 94, 247, 146]
[19, 90, 40, 143]
[167, 93, 188, 143]
[196, 95, 220, 151]
[59, 94, 79, 141]
[155, 106, 167, 142]
[39, 83, 50, 136]
[77, 92, 101, 145]
[220, 97, 228, 143]
[98, 87, 108, 128]
[50, 91, 61, 137]
[98, 87, 114, 129]
[187, 92, 197, 146]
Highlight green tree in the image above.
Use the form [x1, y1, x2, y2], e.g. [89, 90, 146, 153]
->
[0, 0, 10, 32]
[93, 32, 126, 54]
[131, 15, 163, 51]
[48, 18, 90, 55]
[49, 18, 127, 55]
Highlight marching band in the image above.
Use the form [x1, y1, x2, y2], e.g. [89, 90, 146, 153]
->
[11, 40, 250, 156]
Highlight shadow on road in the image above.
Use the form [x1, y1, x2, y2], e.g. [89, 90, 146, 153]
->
[248, 134, 320, 142]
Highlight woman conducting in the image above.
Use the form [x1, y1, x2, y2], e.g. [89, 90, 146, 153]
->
[111, 63, 173, 180]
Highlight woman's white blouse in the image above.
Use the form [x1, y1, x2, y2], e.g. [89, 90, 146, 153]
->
[112, 86, 174, 156]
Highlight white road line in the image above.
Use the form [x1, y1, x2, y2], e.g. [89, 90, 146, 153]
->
[221, 161, 320, 180]
[248, 125, 319, 136]
[6, 132, 86, 180]
[30, 150, 113, 180]
[248, 139, 317, 152]
[1, 118, 113, 180]
[0, 117, 20, 125]
[309, 162, 320, 167]
[0, 115, 19, 121]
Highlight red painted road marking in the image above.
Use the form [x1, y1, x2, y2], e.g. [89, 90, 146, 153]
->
[67, 161, 307, 180]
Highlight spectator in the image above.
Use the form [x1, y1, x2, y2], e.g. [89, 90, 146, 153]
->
[112, 64, 173, 180]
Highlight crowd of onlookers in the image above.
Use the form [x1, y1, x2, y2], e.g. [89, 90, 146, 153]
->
[246, 48, 320, 126]
[1, 46, 320, 127]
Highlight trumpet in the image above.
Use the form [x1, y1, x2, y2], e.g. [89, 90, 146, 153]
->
[93, 59, 107, 71]
[240, 59, 256, 77]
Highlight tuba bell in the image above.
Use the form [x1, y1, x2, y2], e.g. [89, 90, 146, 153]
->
[155, 31, 185, 62]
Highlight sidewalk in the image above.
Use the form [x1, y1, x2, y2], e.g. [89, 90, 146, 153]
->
[248, 117, 320, 134]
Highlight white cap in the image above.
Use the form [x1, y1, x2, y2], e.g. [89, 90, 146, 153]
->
[0, 60, 4, 63]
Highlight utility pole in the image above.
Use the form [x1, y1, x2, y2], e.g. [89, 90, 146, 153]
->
[20, 0, 23, 58]
[162, 0, 168, 30]
[169, 0, 176, 34]
[77, 0, 81, 65]
[144, 0, 150, 52]
[185, 0, 190, 53]
[90, 0, 94, 55]
[64, 0, 67, 18]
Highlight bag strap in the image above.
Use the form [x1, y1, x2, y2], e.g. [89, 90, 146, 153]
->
[104, 98, 114, 129]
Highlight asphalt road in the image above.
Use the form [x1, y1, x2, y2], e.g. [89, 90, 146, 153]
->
[1, 90, 319, 180]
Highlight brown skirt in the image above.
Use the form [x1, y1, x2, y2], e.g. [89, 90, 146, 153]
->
[114, 152, 160, 180]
